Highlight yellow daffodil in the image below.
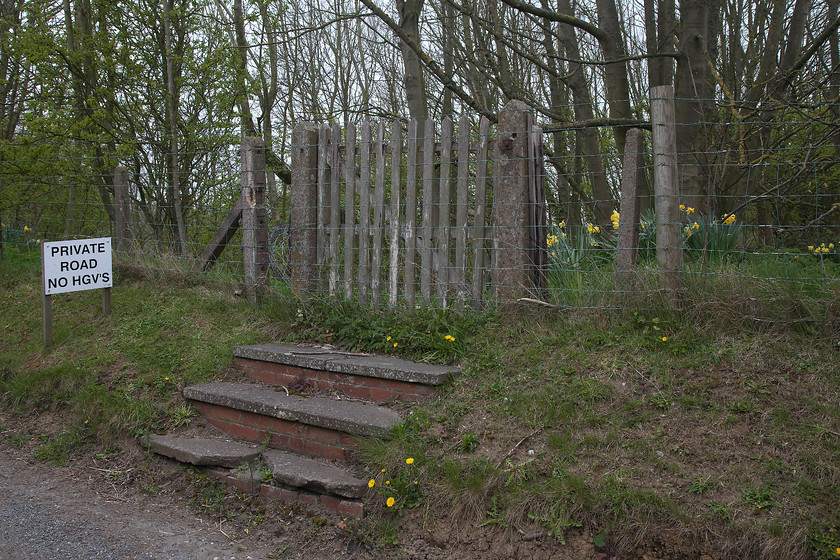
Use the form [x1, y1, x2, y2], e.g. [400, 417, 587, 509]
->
[679, 204, 685, 211]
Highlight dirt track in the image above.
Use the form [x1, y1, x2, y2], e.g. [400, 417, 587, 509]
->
[0, 449, 279, 560]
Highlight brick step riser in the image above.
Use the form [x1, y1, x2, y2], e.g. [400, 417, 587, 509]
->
[191, 401, 359, 462]
[208, 470, 364, 518]
[234, 357, 437, 403]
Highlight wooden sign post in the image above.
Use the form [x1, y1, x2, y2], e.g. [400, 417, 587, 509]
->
[41, 237, 113, 346]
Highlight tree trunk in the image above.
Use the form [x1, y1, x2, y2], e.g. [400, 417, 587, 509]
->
[396, 0, 427, 136]
[164, 0, 188, 255]
[674, 0, 720, 214]
[557, 0, 612, 228]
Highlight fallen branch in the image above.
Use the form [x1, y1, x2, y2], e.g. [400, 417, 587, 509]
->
[516, 297, 564, 309]
[497, 427, 543, 469]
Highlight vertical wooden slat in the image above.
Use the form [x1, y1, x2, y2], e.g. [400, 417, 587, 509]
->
[454, 115, 470, 305]
[528, 123, 547, 290]
[328, 124, 342, 296]
[357, 122, 371, 305]
[436, 117, 453, 306]
[370, 122, 386, 307]
[388, 121, 403, 307]
[404, 119, 418, 307]
[316, 125, 330, 267]
[343, 123, 357, 300]
[472, 117, 490, 305]
[420, 118, 435, 304]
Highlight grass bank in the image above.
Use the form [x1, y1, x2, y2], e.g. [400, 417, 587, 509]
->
[1, 248, 838, 559]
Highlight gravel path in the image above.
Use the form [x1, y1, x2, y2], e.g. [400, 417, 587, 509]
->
[0, 452, 278, 560]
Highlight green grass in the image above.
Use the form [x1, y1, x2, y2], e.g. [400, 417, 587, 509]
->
[1, 248, 839, 559]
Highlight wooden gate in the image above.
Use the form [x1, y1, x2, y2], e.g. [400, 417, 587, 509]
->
[289, 100, 546, 308]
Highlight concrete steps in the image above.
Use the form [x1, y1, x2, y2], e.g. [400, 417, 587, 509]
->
[234, 343, 459, 403]
[183, 381, 400, 461]
[148, 434, 366, 517]
[146, 343, 458, 518]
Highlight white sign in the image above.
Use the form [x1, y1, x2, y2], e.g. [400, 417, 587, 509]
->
[43, 237, 113, 295]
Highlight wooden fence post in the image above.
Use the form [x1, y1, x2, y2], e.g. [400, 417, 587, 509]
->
[650, 86, 681, 301]
[290, 124, 320, 296]
[113, 165, 132, 251]
[242, 136, 269, 304]
[614, 128, 644, 287]
[493, 99, 536, 302]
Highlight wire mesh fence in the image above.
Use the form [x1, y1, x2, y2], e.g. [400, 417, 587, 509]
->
[2, 99, 839, 323]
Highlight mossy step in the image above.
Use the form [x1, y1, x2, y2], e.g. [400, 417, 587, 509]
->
[147, 434, 260, 468]
[234, 343, 460, 386]
[183, 381, 401, 438]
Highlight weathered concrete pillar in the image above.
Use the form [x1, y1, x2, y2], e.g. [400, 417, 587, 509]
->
[242, 136, 269, 304]
[614, 128, 644, 286]
[290, 124, 320, 296]
[113, 165, 132, 252]
[492, 100, 533, 302]
[651, 86, 681, 301]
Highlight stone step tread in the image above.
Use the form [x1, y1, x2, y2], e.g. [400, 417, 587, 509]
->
[234, 343, 460, 386]
[262, 449, 367, 499]
[148, 434, 260, 468]
[183, 381, 401, 438]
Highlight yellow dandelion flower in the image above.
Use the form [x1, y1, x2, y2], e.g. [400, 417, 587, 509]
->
[661, 336, 668, 342]
[393, 342, 398, 348]
[381, 468, 386, 473]
[386, 480, 390, 485]
[406, 457, 414, 464]
[386, 497, 395, 507]
[386, 336, 391, 341]
[368, 479, 375, 488]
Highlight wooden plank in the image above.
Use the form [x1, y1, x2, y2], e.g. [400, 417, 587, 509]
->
[454, 115, 470, 305]
[404, 119, 418, 307]
[316, 125, 330, 267]
[357, 122, 371, 305]
[420, 117, 435, 304]
[528, 123, 547, 290]
[436, 117, 453, 306]
[328, 124, 342, 296]
[343, 123, 357, 300]
[370, 122, 386, 307]
[471, 117, 490, 307]
[196, 195, 243, 272]
[388, 121, 402, 307]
